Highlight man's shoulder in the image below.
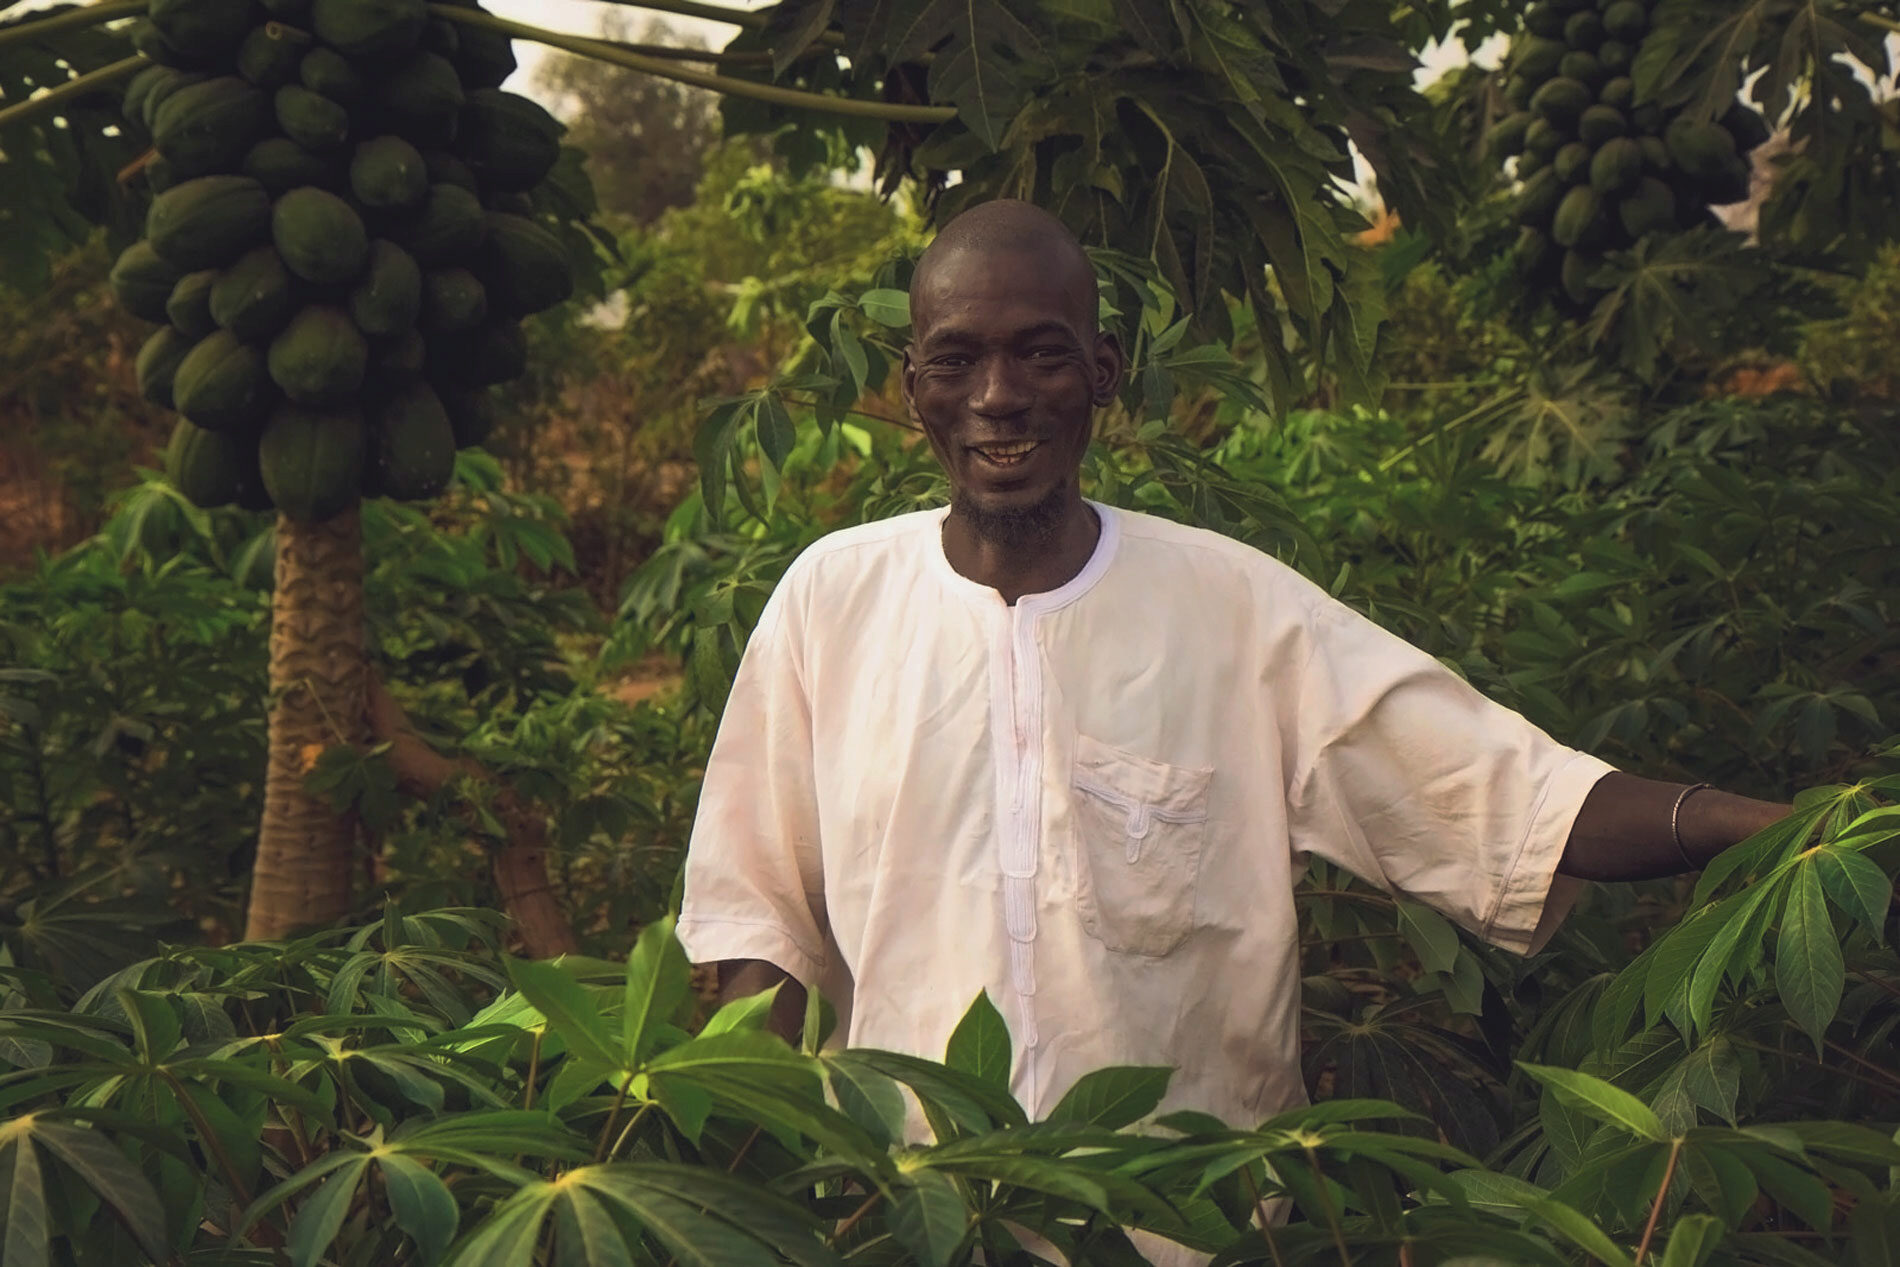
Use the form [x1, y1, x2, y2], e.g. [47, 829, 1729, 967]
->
[782, 508, 942, 587]
[1108, 505, 1322, 602]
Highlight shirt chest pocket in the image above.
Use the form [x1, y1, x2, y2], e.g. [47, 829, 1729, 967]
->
[1070, 735, 1213, 957]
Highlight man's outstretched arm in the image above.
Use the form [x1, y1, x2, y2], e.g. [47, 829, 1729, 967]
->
[1558, 771, 1791, 881]
[716, 958, 809, 1044]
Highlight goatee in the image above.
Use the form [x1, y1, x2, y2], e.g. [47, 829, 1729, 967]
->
[953, 481, 1069, 550]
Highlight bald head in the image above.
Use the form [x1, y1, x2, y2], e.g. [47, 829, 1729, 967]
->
[911, 199, 1098, 336]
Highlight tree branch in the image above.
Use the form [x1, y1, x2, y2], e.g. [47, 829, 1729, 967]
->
[427, 4, 954, 125]
[0, 0, 146, 56]
[365, 672, 579, 959]
[0, 53, 147, 133]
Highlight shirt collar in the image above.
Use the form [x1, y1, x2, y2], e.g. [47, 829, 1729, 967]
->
[926, 500, 1121, 613]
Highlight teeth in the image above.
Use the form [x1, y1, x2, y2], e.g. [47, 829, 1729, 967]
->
[978, 441, 1039, 457]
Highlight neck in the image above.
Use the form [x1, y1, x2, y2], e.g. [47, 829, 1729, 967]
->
[942, 489, 1100, 605]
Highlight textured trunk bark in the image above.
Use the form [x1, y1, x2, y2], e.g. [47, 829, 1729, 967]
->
[366, 675, 580, 958]
[244, 511, 368, 941]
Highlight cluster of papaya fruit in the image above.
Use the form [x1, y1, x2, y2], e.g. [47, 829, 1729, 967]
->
[1488, 0, 1772, 307]
[108, 0, 575, 523]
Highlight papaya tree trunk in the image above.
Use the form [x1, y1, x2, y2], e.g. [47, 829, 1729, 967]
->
[244, 510, 368, 941]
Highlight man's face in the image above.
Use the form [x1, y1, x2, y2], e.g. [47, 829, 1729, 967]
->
[902, 247, 1122, 524]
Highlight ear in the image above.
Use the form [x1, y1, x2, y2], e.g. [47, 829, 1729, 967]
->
[1090, 331, 1125, 407]
[900, 348, 921, 425]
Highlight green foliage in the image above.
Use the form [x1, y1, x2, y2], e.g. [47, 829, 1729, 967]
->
[2, 769, 1897, 1266]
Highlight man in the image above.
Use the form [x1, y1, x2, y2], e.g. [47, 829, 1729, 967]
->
[675, 199, 1789, 1247]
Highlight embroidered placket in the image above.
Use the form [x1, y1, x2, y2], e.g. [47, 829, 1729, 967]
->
[997, 603, 1044, 1108]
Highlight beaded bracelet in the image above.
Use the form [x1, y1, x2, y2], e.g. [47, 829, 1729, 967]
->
[1671, 782, 1712, 869]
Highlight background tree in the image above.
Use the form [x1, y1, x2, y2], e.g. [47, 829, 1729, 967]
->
[531, 14, 720, 229]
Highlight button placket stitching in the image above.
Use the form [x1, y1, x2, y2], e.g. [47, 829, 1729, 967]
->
[999, 604, 1043, 1107]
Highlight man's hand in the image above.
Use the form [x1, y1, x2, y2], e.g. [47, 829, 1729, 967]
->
[1559, 771, 1791, 881]
[715, 959, 808, 1045]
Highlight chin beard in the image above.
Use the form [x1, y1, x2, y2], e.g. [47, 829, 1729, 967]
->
[953, 480, 1071, 549]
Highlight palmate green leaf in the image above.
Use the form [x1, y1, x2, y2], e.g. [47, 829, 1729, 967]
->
[1741, 1149, 1836, 1233]
[571, 1164, 838, 1267]
[944, 992, 1011, 1091]
[444, 1185, 557, 1267]
[887, 1169, 967, 1267]
[834, 1049, 1027, 1137]
[552, 1188, 634, 1267]
[857, 289, 910, 328]
[1776, 862, 1845, 1053]
[1681, 1143, 1757, 1227]
[1525, 1194, 1636, 1267]
[699, 985, 780, 1038]
[379, 1153, 459, 1267]
[1686, 881, 1781, 1041]
[1, 1123, 49, 1267]
[1395, 900, 1460, 975]
[1437, 1167, 1550, 1218]
[505, 957, 620, 1071]
[1812, 846, 1893, 944]
[1659, 1213, 1725, 1267]
[285, 1154, 372, 1267]
[1848, 1190, 1900, 1267]
[1042, 1066, 1171, 1130]
[886, 0, 1051, 149]
[621, 915, 689, 1066]
[822, 1055, 908, 1150]
[15, 1116, 167, 1261]
[1519, 1064, 1666, 1143]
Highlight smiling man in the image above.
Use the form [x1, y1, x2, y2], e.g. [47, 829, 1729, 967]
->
[674, 200, 1788, 1258]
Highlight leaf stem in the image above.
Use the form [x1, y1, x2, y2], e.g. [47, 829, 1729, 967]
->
[0, 53, 147, 132]
[1632, 1137, 1683, 1266]
[160, 1069, 255, 1211]
[606, 1100, 653, 1161]
[827, 1190, 883, 1246]
[726, 1124, 763, 1173]
[1240, 1162, 1289, 1267]
[426, 5, 954, 125]
[0, 0, 146, 55]
[1302, 1147, 1353, 1266]
[522, 1028, 543, 1110]
[1822, 1038, 1900, 1096]
[598, 0, 768, 31]
[592, 1070, 636, 1162]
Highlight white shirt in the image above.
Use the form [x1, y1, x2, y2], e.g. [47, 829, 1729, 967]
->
[678, 501, 1614, 1133]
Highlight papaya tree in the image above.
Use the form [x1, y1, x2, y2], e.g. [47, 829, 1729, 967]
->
[0, 0, 1500, 945]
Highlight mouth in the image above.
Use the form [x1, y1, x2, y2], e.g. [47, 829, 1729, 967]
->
[968, 439, 1044, 469]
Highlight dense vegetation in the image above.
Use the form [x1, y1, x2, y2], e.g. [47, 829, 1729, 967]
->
[3, 0, 1899, 1262]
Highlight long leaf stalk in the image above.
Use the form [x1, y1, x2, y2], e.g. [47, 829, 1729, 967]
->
[425, 4, 954, 125]
[0, 0, 146, 56]
[1631, 1137, 1683, 1266]
[827, 1190, 884, 1246]
[607, 1100, 653, 1161]
[160, 1068, 256, 1212]
[0, 52, 146, 132]
[522, 1027, 543, 1110]
[592, 1070, 637, 1163]
[1241, 1162, 1289, 1267]
[1302, 1146, 1354, 1266]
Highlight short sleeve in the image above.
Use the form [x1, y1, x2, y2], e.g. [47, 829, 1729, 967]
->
[1285, 597, 1616, 955]
[676, 577, 829, 985]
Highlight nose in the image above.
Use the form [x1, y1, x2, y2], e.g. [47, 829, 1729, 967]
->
[970, 355, 1032, 419]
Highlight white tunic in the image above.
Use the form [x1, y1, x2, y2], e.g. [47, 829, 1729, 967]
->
[678, 501, 1614, 1132]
